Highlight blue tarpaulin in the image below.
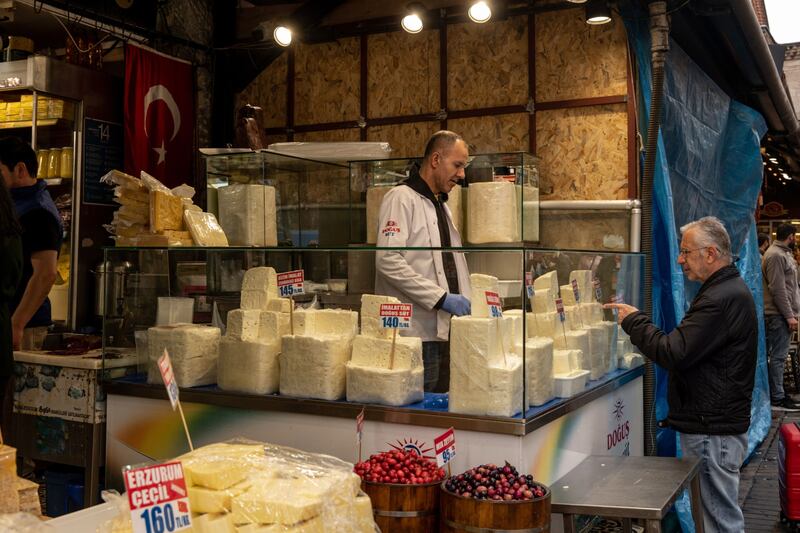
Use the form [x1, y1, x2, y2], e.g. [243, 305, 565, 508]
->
[623, 8, 771, 532]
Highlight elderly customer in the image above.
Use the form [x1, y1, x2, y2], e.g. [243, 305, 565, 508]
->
[606, 216, 757, 533]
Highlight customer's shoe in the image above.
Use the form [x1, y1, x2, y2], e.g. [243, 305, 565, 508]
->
[772, 398, 800, 411]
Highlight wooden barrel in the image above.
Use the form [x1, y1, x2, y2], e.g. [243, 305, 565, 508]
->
[439, 482, 551, 532]
[361, 480, 440, 533]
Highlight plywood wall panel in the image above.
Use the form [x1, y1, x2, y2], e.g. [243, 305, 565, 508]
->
[235, 52, 288, 128]
[295, 38, 360, 125]
[293, 128, 361, 143]
[367, 31, 440, 118]
[535, 104, 627, 200]
[366, 121, 439, 159]
[447, 16, 528, 111]
[449, 114, 529, 154]
[535, 9, 628, 103]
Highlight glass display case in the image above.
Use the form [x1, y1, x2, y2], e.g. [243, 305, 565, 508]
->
[201, 149, 351, 247]
[101, 245, 644, 422]
[349, 152, 540, 246]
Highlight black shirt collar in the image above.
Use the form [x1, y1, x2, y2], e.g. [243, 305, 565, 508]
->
[404, 166, 448, 204]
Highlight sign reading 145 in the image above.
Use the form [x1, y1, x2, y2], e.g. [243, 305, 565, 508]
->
[277, 270, 304, 298]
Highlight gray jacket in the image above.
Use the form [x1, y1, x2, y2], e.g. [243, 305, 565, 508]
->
[762, 241, 800, 320]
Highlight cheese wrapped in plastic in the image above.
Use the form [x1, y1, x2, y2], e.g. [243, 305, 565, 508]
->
[150, 190, 185, 232]
[98, 440, 376, 533]
[184, 210, 229, 247]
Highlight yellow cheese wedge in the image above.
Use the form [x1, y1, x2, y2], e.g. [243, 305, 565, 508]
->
[183, 461, 248, 491]
[150, 190, 185, 232]
[188, 480, 251, 513]
[193, 512, 237, 533]
[231, 481, 321, 525]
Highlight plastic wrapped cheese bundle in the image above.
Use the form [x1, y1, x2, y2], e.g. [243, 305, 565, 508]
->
[184, 210, 229, 246]
[97, 439, 377, 533]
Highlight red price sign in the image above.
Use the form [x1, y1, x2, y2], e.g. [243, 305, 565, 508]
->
[571, 279, 581, 303]
[485, 291, 503, 318]
[379, 303, 413, 329]
[124, 461, 192, 533]
[434, 427, 456, 467]
[158, 350, 179, 411]
[277, 270, 305, 297]
[593, 278, 602, 302]
[554, 297, 566, 322]
[525, 272, 534, 299]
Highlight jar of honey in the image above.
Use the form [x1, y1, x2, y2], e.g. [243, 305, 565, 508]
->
[36, 149, 48, 178]
[60, 147, 73, 179]
[46, 148, 61, 179]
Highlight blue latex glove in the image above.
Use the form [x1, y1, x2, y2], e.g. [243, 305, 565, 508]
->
[441, 294, 471, 316]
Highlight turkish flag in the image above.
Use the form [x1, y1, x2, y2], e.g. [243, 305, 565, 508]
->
[124, 44, 194, 188]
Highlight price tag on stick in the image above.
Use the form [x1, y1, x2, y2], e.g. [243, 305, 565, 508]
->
[555, 297, 568, 346]
[278, 270, 304, 335]
[124, 461, 193, 533]
[485, 291, 507, 365]
[593, 278, 603, 302]
[380, 303, 413, 369]
[434, 427, 456, 475]
[355, 407, 365, 463]
[158, 350, 193, 451]
[525, 272, 534, 305]
[570, 280, 583, 327]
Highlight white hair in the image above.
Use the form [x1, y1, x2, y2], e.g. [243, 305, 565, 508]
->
[680, 216, 732, 262]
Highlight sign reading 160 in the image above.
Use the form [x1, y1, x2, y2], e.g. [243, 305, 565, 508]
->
[139, 503, 188, 533]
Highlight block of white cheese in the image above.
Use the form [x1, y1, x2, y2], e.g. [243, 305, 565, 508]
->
[521, 185, 539, 242]
[360, 293, 401, 339]
[600, 320, 618, 372]
[279, 335, 352, 400]
[231, 480, 322, 525]
[553, 330, 589, 371]
[218, 338, 280, 394]
[350, 335, 422, 370]
[218, 183, 278, 246]
[504, 309, 525, 346]
[192, 512, 237, 533]
[553, 349, 583, 374]
[466, 181, 519, 244]
[527, 312, 560, 338]
[561, 284, 578, 307]
[293, 309, 358, 338]
[524, 336, 554, 407]
[533, 270, 559, 298]
[554, 370, 590, 398]
[267, 297, 292, 313]
[366, 186, 393, 244]
[580, 302, 605, 325]
[183, 210, 229, 246]
[582, 325, 609, 380]
[259, 310, 291, 342]
[620, 353, 644, 369]
[345, 364, 424, 406]
[533, 289, 556, 314]
[188, 480, 251, 514]
[569, 270, 595, 303]
[242, 266, 279, 294]
[147, 325, 220, 387]
[450, 316, 513, 369]
[226, 309, 262, 341]
[470, 273, 501, 318]
[485, 356, 524, 417]
[617, 331, 634, 357]
[183, 457, 249, 490]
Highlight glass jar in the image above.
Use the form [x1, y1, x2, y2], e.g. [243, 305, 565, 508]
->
[60, 147, 73, 179]
[37, 149, 48, 178]
[47, 148, 61, 180]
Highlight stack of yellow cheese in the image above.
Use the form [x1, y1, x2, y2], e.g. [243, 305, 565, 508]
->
[106, 441, 376, 533]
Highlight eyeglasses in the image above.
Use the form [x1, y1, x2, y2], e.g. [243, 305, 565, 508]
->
[678, 247, 709, 258]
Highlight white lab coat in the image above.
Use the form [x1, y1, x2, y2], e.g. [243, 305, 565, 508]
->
[375, 185, 471, 341]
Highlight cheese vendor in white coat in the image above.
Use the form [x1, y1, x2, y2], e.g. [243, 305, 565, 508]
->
[375, 131, 472, 393]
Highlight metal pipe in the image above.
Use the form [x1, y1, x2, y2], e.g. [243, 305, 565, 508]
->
[539, 199, 641, 210]
[730, 0, 800, 147]
[630, 206, 642, 253]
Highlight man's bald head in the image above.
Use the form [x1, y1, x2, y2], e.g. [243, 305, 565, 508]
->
[422, 131, 464, 164]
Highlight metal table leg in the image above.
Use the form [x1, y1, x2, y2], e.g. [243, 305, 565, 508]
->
[690, 472, 705, 533]
[645, 519, 662, 532]
[622, 517, 633, 532]
[562, 513, 576, 533]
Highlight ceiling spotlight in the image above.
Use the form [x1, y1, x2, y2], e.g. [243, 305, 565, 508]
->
[401, 3, 425, 33]
[273, 25, 292, 47]
[566, 0, 588, 3]
[769, 157, 779, 163]
[468, 1, 492, 23]
[585, 0, 611, 24]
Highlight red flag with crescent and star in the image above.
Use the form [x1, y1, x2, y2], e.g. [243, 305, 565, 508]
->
[124, 43, 194, 188]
